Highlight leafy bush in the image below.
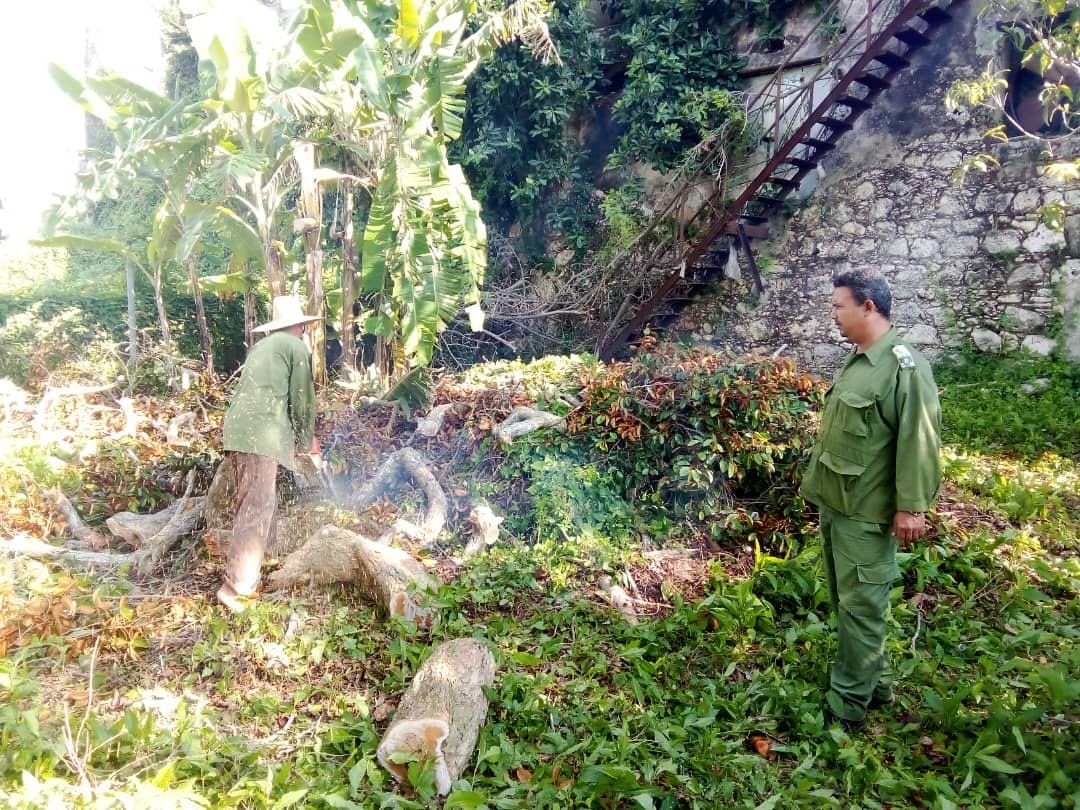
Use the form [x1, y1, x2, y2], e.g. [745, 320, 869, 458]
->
[935, 350, 1080, 459]
[570, 349, 824, 542]
[0, 286, 248, 382]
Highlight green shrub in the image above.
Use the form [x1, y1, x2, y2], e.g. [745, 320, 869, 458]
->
[0, 287, 248, 383]
[570, 350, 824, 532]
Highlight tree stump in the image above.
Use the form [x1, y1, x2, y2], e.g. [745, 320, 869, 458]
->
[377, 638, 496, 796]
[266, 526, 440, 624]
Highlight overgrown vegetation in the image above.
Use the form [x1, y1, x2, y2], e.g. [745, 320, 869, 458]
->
[456, 0, 790, 253]
[1, 346, 1077, 808]
[936, 350, 1080, 459]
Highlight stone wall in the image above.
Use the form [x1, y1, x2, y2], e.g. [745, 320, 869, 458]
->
[674, 4, 1080, 375]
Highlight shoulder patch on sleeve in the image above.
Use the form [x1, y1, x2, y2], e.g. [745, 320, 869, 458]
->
[892, 345, 916, 369]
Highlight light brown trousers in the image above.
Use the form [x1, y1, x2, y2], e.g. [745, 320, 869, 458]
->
[214, 452, 278, 597]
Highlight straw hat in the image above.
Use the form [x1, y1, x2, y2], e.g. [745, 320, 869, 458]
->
[252, 295, 322, 334]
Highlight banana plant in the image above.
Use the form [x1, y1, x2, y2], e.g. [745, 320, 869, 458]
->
[293, 0, 557, 367]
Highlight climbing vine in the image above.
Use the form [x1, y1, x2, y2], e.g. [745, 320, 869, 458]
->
[456, 0, 804, 252]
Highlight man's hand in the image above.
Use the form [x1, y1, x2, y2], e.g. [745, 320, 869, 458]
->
[892, 511, 927, 547]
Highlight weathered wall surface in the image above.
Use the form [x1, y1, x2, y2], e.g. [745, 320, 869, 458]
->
[674, 4, 1080, 374]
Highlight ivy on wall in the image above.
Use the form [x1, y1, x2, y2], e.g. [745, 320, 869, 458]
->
[456, 0, 802, 253]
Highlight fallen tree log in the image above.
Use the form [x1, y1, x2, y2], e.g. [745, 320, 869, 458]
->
[352, 448, 447, 547]
[377, 638, 496, 796]
[266, 526, 440, 625]
[492, 406, 565, 445]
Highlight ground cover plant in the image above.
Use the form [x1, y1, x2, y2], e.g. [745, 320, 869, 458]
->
[0, 348, 1077, 809]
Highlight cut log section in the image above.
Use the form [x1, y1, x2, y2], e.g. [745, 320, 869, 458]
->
[266, 526, 440, 625]
[352, 448, 447, 547]
[491, 406, 566, 445]
[377, 638, 496, 796]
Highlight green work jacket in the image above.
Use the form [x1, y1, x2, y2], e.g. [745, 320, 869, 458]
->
[799, 328, 942, 524]
[223, 331, 316, 471]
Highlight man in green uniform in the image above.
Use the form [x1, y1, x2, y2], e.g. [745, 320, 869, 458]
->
[216, 295, 321, 612]
[800, 270, 942, 727]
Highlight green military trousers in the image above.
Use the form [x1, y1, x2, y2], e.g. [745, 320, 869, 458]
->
[819, 505, 901, 722]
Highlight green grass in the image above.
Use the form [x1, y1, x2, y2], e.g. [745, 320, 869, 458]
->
[936, 351, 1080, 460]
[1, 352, 1078, 808]
[1, 519, 1077, 809]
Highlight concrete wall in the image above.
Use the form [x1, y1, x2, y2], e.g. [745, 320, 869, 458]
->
[674, 4, 1080, 374]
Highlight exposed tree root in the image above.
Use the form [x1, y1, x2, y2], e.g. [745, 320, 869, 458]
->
[599, 574, 639, 625]
[45, 488, 111, 550]
[461, 504, 504, 560]
[129, 470, 202, 577]
[352, 448, 447, 547]
[377, 638, 496, 796]
[491, 406, 565, 444]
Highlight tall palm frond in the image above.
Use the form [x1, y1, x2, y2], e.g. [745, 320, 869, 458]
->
[461, 0, 560, 68]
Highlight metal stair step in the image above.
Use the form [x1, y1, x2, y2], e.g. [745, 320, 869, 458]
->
[852, 73, 892, 91]
[767, 176, 802, 191]
[836, 96, 873, 112]
[818, 116, 856, 133]
[893, 27, 932, 48]
[753, 195, 784, 208]
[872, 51, 911, 70]
[739, 212, 769, 225]
[919, 6, 952, 27]
[783, 156, 818, 171]
[802, 137, 838, 153]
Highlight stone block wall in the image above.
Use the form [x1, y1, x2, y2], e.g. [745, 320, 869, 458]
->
[674, 4, 1080, 375]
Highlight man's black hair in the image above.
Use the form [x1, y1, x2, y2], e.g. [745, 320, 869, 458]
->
[832, 270, 892, 320]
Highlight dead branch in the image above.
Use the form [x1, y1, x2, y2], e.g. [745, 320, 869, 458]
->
[115, 396, 140, 438]
[0, 534, 128, 569]
[492, 406, 566, 445]
[164, 412, 199, 446]
[45, 488, 111, 550]
[34, 382, 117, 426]
[377, 638, 496, 796]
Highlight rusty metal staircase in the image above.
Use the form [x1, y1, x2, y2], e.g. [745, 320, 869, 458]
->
[597, 0, 967, 360]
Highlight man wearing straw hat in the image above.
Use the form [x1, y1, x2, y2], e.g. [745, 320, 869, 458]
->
[215, 295, 321, 612]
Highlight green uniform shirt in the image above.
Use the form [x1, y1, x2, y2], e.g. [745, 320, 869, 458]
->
[223, 330, 316, 471]
[799, 328, 942, 524]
